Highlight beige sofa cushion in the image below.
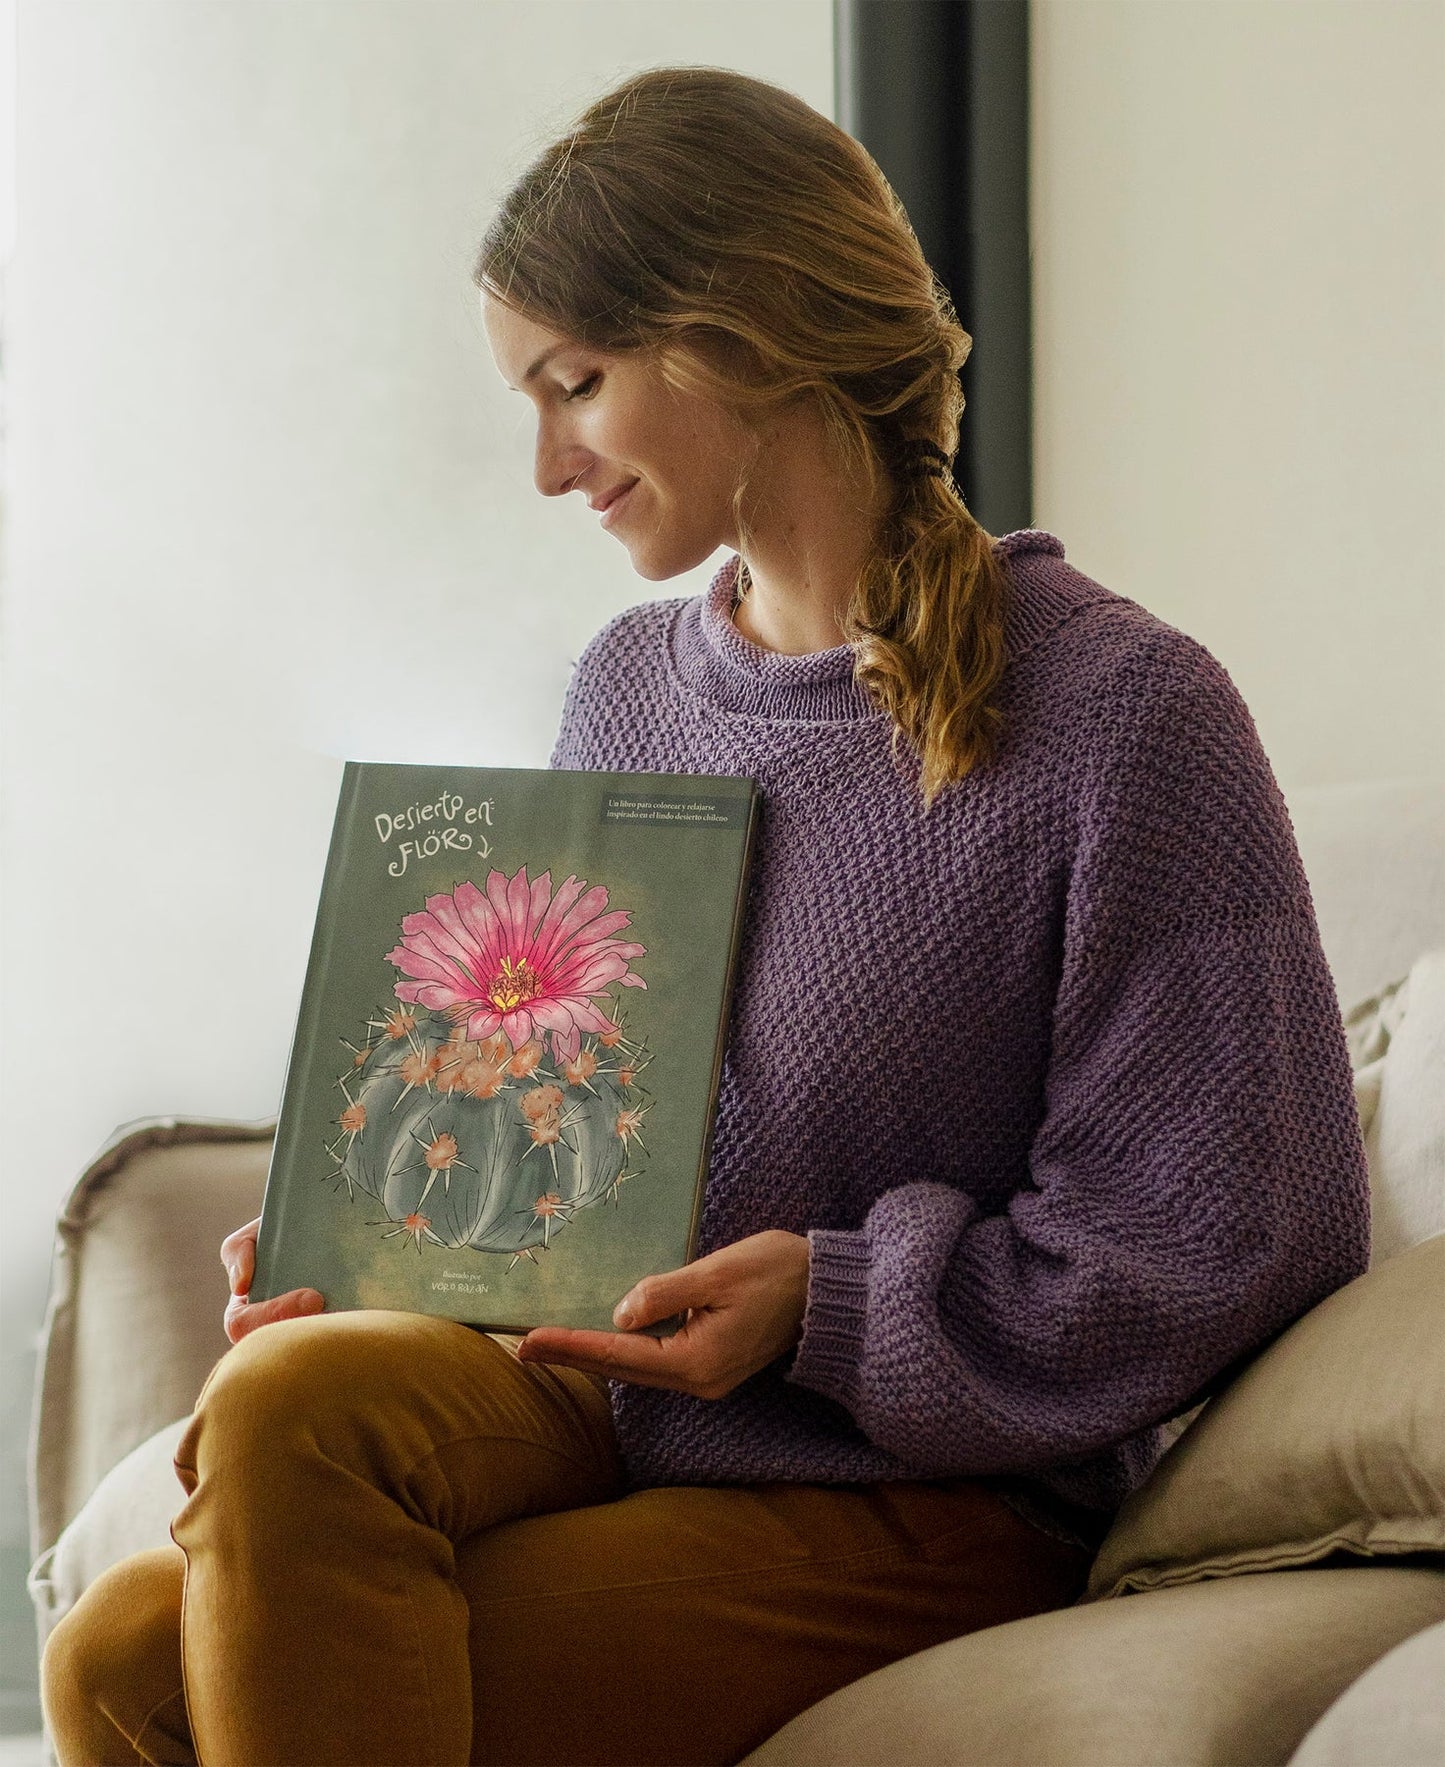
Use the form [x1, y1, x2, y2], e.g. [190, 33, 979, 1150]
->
[1288, 1616, 1445, 1767]
[27, 1416, 188, 1645]
[1348, 948, 1445, 1263]
[1284, 779, 1444, 1014]
[741, 1566, 1445, 1767]
[1088, 1233, 1445, 1601]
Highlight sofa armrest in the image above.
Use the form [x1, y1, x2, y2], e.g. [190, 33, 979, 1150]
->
[28, 1115, 274, 1563]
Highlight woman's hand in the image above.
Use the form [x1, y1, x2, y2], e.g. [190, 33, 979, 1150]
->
[515, 1229, 810, 1399]
[220, 1217, 326, 1345]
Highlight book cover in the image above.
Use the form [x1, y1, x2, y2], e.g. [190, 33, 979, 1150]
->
[250, 762, 760, 1334]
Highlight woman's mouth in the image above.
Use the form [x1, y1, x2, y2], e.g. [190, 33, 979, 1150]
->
[599, 480, 639, 528]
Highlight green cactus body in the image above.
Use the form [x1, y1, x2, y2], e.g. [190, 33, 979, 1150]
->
[329, 1005, 645, 1260]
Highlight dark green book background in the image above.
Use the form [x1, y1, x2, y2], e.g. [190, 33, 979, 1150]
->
[252, 762, 759, 1333]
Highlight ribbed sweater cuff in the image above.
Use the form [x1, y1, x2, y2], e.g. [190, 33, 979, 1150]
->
[786, 1228, 871, 1411]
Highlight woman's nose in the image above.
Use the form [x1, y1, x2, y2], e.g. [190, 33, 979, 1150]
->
[534, 427, 590, 499]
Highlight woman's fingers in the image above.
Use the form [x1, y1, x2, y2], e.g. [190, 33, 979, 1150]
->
[520, 1325, 667, 1373]
[220, 1216, 262, 1297]
[224, 1286, 325, 1346]
[515, 1322, 706, 1391]
[520, 1232, 811, 1399]
[612, 1264, 708, 1328]
[219, 1218, 324, 1344]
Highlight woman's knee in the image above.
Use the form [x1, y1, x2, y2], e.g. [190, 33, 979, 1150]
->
[186, 1308, 462, 1449]
[177, 1310, 532, 1494]
[42, 1547, 187, 1765]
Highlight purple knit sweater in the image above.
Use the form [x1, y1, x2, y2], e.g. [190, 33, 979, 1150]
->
[548, 529, 1370, 1545]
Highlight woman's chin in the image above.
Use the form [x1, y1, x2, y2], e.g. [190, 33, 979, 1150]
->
[617, 544, 678, 583]
[621, 535, 725, 584]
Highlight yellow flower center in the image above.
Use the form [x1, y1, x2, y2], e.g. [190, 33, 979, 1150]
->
[487, 954, 540, 1012]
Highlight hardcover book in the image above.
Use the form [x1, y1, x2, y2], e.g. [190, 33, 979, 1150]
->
[250, 761, 760, 1334]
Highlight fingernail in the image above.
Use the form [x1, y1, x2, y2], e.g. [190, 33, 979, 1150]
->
[301, 1291, 325, 1312]
[613, 1302, 634, 1328]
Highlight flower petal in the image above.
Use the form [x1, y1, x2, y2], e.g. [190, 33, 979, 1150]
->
[530, 874, 590, 967]
[546, 884, 614, 960]
[549, 941, 648, 995]
[423, 892, 498, 980]
[505, 866, 536, 948]
[385, 937, 469, 992]
[559, 908, 634, 948]
[527, 999, 577, 1033]
[451, 880, 505, 966]
[527, 869, 554, 936]
[566, 998, 618, 1033]
[484, 869, 524, 951]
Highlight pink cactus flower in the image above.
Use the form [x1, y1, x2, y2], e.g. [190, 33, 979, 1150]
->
[386, 867, 646, 1065]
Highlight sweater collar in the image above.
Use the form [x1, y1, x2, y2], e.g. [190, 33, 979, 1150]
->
[667, 529, 1101, 723]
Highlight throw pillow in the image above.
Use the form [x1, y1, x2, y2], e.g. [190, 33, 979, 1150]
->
[1086, 1233, 1445, 1601]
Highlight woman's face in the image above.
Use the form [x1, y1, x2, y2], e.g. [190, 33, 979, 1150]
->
[482, 293, 757, 582]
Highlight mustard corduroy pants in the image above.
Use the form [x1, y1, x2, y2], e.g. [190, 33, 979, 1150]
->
[42, 1309, 1091, 1766]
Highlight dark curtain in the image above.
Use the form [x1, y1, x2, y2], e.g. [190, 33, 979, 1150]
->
[834, 0, 1032, 536]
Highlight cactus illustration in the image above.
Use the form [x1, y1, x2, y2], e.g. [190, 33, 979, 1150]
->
[322, 865, 656, 1267]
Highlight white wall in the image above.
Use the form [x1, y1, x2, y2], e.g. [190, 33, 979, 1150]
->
[0, 0, 833, 1714]
[1031, 0, 1444, 791]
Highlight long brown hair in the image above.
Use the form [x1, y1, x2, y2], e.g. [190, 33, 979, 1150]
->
[474, 66, 1012, 810]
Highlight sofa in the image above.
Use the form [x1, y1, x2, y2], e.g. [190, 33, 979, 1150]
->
[26, 778, 1445, 1767]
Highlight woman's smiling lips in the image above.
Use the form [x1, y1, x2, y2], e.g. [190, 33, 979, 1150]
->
[596, 479, 640, 527]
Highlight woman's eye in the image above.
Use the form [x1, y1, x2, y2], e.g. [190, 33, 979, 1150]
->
[564, 373, 601, 402]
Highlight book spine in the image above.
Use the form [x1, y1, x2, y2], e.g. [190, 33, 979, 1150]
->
[683, 784, 763, 1265]
[250, 762, 365, 1302]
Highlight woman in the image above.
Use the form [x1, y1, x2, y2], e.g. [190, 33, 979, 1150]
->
[43, 65, 1370, 1767]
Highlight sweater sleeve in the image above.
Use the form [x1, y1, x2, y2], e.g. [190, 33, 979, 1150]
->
[784, 623, 1371, 1478]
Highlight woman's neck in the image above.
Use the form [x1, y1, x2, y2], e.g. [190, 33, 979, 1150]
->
[730, 558, 855, 656]
[727, 401, 891, 655]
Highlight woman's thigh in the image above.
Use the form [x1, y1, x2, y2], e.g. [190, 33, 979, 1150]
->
[458, 1477, 1091, 1767]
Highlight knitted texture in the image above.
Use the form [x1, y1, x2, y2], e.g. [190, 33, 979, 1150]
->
[549, 530, 1370, 1539]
